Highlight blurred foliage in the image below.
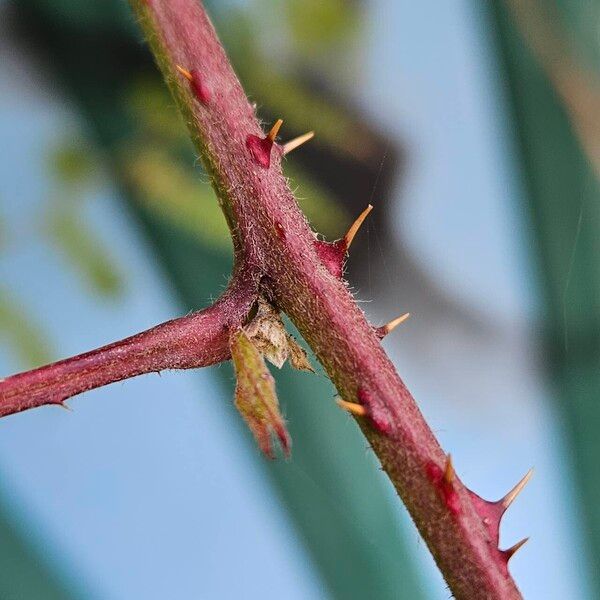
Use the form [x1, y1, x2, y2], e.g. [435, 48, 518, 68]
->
[43, 202, 124, 297]
[285, 163, 348, 235]
[502, 0, 600, 180]
[44, 139, 125, 298]
[490, 0, 600, 594]
[553, 0, 600, 66]
[0, 136, 125, 367]
[48, 142, 96, 187]
[124, 78, 186, 144]
[217, 7, 374, 162]
[122, 146, 231, 250]
[0, 290, 53, 369]
[25, 0, 133, 33]
[0, 505, 78, 600]
[284, 0, 358, 53]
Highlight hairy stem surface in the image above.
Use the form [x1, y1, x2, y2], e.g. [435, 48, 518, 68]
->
[130, 1, 524, 597]
[0, 266, 258, 416]
[0, 1, 526, 597]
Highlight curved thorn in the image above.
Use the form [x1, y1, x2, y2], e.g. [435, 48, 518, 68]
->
[502, 468, 534, 510]
[504, 537, 529, 560]
[380, 313, 410, 336]
[336, 398, 367, 417]
[444, 454, 455, 484]
[267, 119, 284, 143]
[282, 131, 315, 155]
[175, 64, 193, 81]
[344, 204, 373, 249]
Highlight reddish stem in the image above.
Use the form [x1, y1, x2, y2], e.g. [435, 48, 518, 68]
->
[0, 1, 527, 597]
[0, 267, 258, 416]
[134, 1, 525, 596]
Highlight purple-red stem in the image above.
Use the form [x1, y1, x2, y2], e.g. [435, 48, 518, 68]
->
[0, 1, 526, 598]
[0, 266, 258, 416]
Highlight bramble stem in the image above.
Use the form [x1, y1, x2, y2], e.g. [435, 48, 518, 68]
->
[130, 1, 523, 597]
[0, 1, 525, 597]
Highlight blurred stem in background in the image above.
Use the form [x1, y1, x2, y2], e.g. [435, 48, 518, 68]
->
[489, 0, 600, 594]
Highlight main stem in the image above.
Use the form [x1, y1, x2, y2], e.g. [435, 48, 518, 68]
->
[132, 1, 523, 597]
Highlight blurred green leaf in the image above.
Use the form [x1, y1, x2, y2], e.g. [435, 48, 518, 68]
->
[123, 146, 346, 248]
[48, 139, 97, 187]
[284, 0, 358, 52]
[0, 290, 53, 368]
[490, 0, 600, 593]
[125, 78, 190, 146]
[27, 0, 133, 33]
[0, 501, 79, 600]
[44, 204, 124, 298]
[122, 147, 231, 251]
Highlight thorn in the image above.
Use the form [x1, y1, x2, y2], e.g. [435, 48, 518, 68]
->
[504, 537, 529, 560]
[378, 313, 410, 337]
[357, 388, 393, 435]
[59, 401, 73, 412]
[336, 398, 367, 417]
[502, 468, 534, 510]
[444, 454, 455, 484]
[343, 204, 373, 249]
[267, 119, 283, 143]
[176, 65, 211, 103]
[426, 455, 461, 514]
[274, 221, 286, 239]
[426, 461, 443, 483]
[282, 131, 315, 155]
[246, 119, 283, 168]
[175, 64, 193, 81]
[314, 240, 345, 278]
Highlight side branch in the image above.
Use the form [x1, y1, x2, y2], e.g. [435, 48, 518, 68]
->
[0, 270, 258, 417]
